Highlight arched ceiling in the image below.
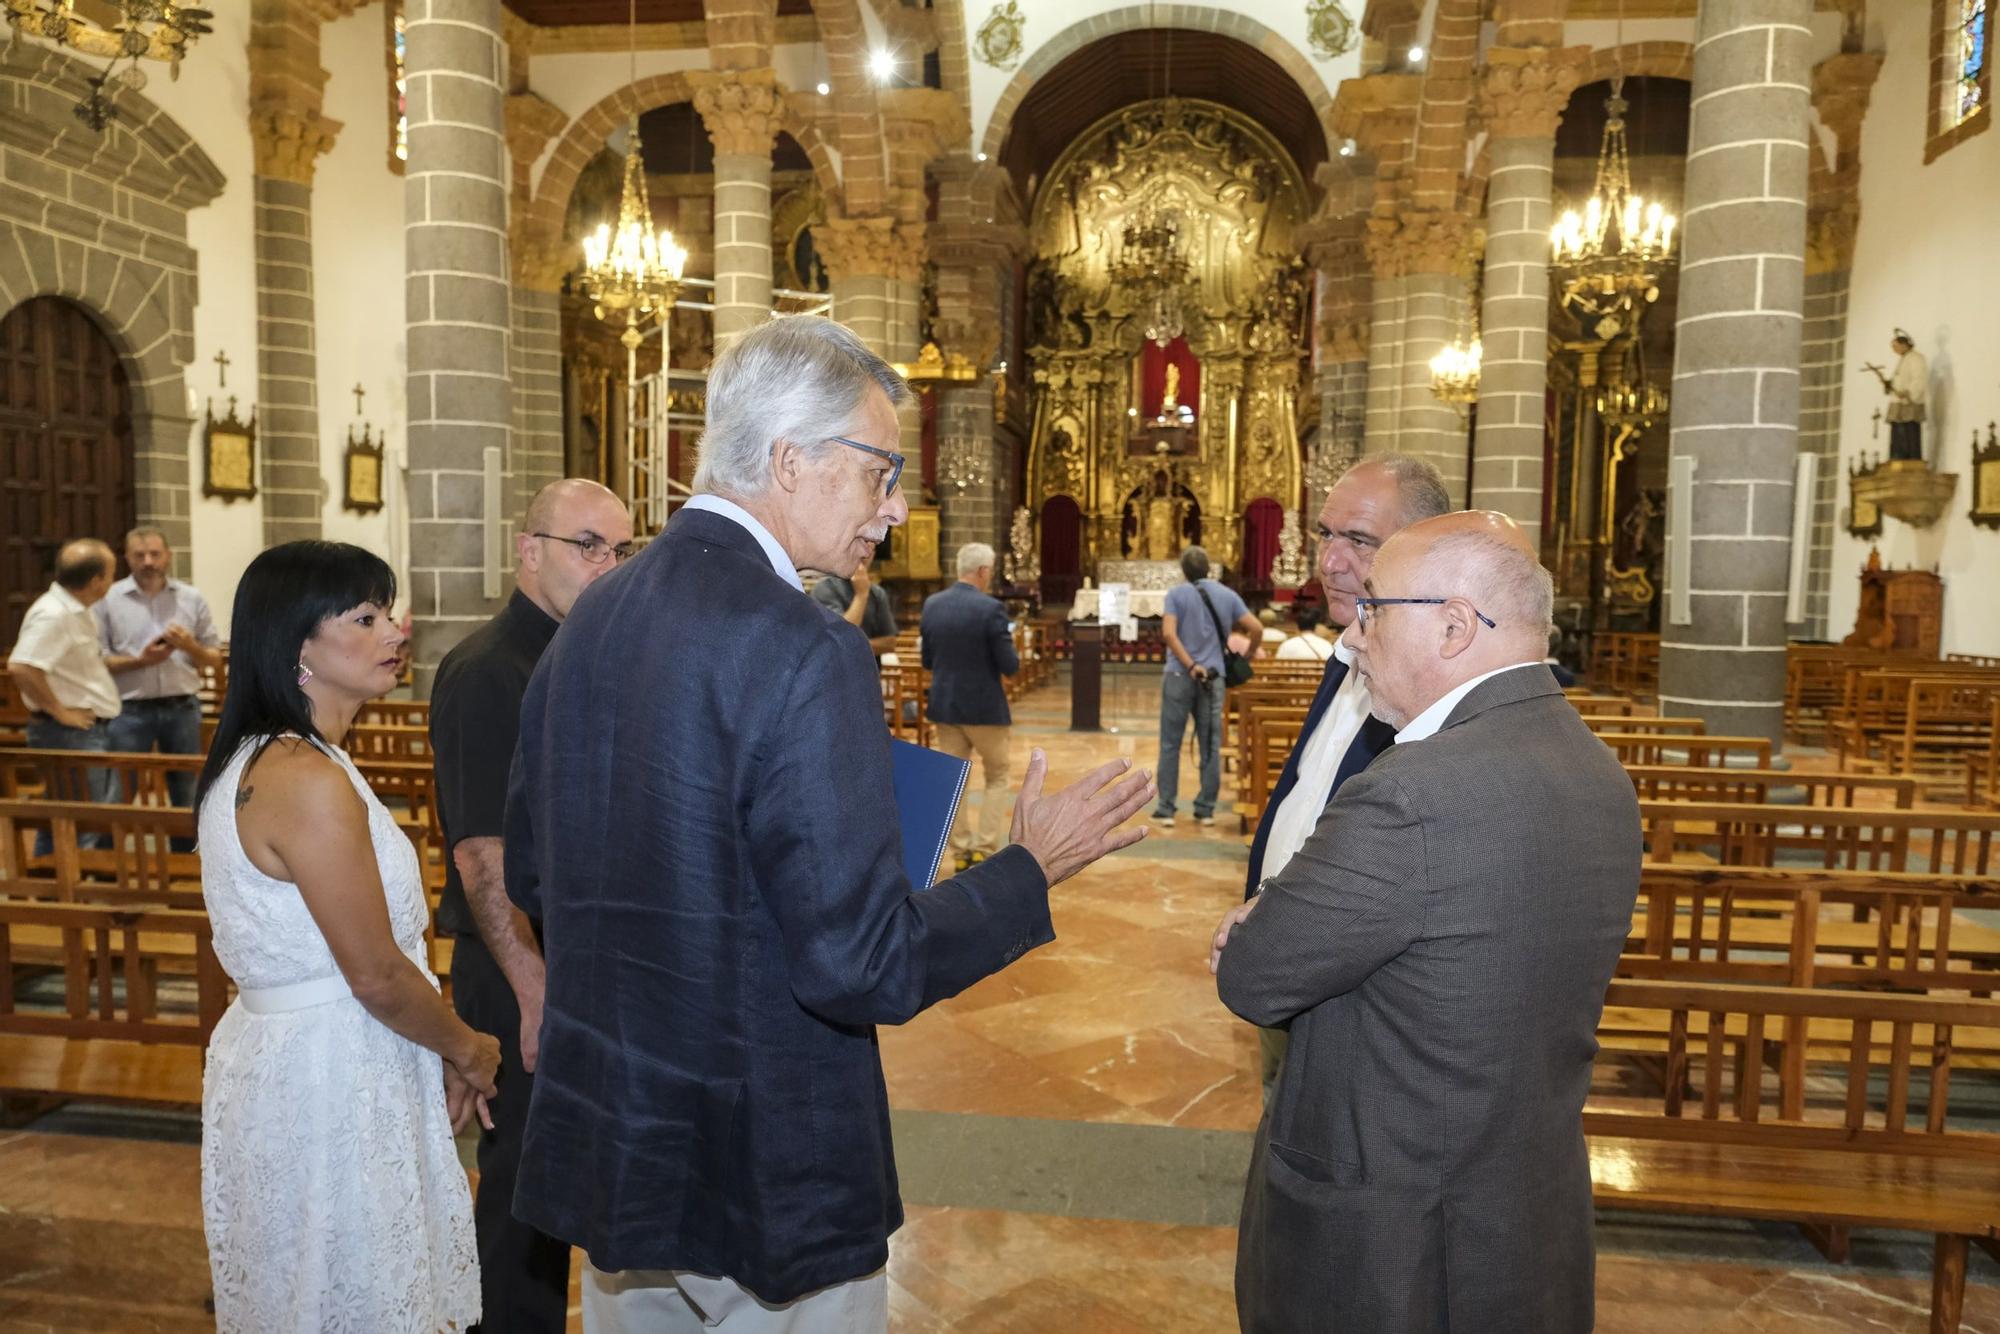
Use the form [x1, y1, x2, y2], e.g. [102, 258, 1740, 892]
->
[999, 30, 1326, 209]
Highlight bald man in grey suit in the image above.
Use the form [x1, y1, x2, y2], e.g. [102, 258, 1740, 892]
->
[1211, 513, 1641, 1334]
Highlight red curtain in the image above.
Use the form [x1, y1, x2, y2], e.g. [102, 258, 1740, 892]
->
[1243, 497, 1284, 588]
[1039, 494, 1082, 606]
[1139, 336, 1202, 418]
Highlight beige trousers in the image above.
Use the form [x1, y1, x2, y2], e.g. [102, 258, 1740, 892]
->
[932, 722, 1013, 855]
[582, 1260, 886, 1333]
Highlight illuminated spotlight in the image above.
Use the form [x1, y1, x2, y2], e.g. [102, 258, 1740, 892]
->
[1407, 45, 1425, 63]
[1338, 139, 1356, 157]
[816, 81, 831, 95]
[976, 151, 988, 161]
[869, 48, 896, 82]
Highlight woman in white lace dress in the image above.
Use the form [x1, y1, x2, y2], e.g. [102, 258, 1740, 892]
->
[194, 541, 501, 1332]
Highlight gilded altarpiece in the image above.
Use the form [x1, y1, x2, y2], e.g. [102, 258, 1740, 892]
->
[1024, 99, 1311, 575]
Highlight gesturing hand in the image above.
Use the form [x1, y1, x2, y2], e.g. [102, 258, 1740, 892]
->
[1010, 749, 1156, 888]
[1208, 895, 1261, 974]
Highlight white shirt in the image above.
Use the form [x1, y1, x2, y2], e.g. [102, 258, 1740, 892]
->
[1260, 639, 1372, 886]
[1394, 663, 1546, 745]
[1275, 633, 1335, 662]
[1887, 349, 1928, 420]
[94, 575, 220, 700]
[8, 583, 121, 719]
[683, 494, 803, 592]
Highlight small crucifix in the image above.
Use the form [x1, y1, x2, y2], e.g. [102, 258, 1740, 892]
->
[1870, 407, 1881, 441]
[352, 382, 366, 418]
[213, 349, 231, 389]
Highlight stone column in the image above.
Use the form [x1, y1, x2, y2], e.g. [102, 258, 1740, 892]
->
[249, 0, 340, 545]
[1300, 195, 1372, 502]
[816, 215, 900, 354]
[1658, 0, 1812, 742]
[932, 163, 1025, 556]
[1367, 213, 1476, 496]
[1472, 50, 1582, 545]
[404, 0, 512, 691]
[691, 68, 781, 347]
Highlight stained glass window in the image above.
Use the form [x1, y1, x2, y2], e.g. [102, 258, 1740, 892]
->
[388, 1, 408, 170]
[1950, 0, 1989, 127]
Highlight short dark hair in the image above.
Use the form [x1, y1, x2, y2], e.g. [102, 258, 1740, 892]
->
[1293, 605, 1323, 634]
[1179, 546, 1211, 582]
[54, 541, 111, 591]
[194, 541, 397, 816]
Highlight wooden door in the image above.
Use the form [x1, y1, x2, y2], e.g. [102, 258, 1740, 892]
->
[0, 296, 135, 646]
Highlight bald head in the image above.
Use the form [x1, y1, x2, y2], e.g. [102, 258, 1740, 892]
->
[517, 478, 635, 622]
[1346, 510, 1556, 730]
[54, 539, 115, 603]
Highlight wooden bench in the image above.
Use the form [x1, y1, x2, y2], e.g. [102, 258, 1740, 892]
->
[1587, 631, 1659, 695]
[1624, 765, 1918, 808]
[1565, 691, 1651, 717]
[1972, 697, 2000, 810]
[1579, 714, 1706, 737]
[1785, 644, 1927, 743]
[1585, 979, 2000, 1332]
[355, 697, 430, 729]
[0, 899, 225, 1107]
[0, 800, 201, 907]
[1597, 733, 1773, 768]
[1640, 799, 2000, 875]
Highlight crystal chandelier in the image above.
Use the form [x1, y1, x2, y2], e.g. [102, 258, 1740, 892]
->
[1595, 377, 1669, 433]
[1551, 78, 1677, 341]
[6, 0, 214, 131]
[1112, 208, 1194, 347]
[1428, 336, 1481, 407]
[580, 115, 687, 351]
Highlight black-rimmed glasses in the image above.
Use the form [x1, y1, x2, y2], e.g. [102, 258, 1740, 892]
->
[532, 532, 635, 565]
[829, 436, 905, 498]
[1354, 597, 1498, 629]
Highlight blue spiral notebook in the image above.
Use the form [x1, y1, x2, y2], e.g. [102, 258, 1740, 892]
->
[892, 739, 970, 889]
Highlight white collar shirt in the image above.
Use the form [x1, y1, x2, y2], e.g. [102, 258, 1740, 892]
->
[1259, 638, 1372, 887]
[1393, 662, 1544, 745]
[8, 583, 121, 718]
[94, 575, 219, 700]
[683, 494, 803, 592]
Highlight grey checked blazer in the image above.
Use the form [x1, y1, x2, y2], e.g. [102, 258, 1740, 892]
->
[1216, 665, 1641, 1334]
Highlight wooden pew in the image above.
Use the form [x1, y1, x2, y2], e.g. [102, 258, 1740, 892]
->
[1596, 733, 1773, 768]
[1587, 632, 1660, 695]
[1829, 666, 2000, 770]
[342, 724, 432, 762]
[0, 800, 201, 908]
[1784, 644, 1924, 743]
[1640, 799, 2000, 876]
[0, 899, 225, 1106]
[0, 746, 200, 806]
[356, 697, 430, 729]
[1579, 715, 1706, 737]
[1585, 979, 2000, 1331]
[1973, 697, 2000, 810]
[1624, 765, 1917, 809]
[1872, 677, 2000, 789]
[1564, 692, 1651, 718]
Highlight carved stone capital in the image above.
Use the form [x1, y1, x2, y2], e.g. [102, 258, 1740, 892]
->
[251, 107, 342, 185]
[878, 87, 972, 163]
[815, 215, 904, 282]
[1479, 47, 1586, 140]
[1812, 50, 1885, 154]
[932, 315, 1001, 369]
[689, 67, 782, 158]
[1365, 209, 1476, 279]
[1330, 71, 1423, 150]
[1322, 318, 1370, 364]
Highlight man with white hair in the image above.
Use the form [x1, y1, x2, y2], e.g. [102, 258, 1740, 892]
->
[1211, 511, 1642, 1334]
[920, 541, 1020, 868]
[506, 315, 1155, 1332]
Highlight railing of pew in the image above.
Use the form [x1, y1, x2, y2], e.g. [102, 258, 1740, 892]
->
[0, 799, 202, 908]
[1622, 766, 1917, 809]
[1974, 696, 2000, 809]
[0, 900, 229, 1046]
[1640, 799, 2000, 875]
[1595, 733, 1772, 768]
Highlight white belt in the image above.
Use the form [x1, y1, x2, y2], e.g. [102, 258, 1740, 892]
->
[237, 945, 430, 1016]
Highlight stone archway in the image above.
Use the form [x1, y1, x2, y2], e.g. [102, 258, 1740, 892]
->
[1573, 42, 1696, 87]
[978, 5, 1341, 163]
[0, 42, 226, 554]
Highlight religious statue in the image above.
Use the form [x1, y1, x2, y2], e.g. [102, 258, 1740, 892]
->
[1271, 508, 1309, 587]
[1161, 363, 1181, 416]
[1143, 472, 1181, 559]
[1861, 328, 1928, 461]
[1005, 505, 1040, 586]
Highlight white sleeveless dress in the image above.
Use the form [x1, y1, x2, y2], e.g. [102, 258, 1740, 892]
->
[199, 737, 480, 1333]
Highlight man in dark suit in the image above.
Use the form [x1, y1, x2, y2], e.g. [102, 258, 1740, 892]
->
[1242, 455, 1450, 1100]
[1212, 512, 1643, 1334]
[505, 315, 1154, 1332]
[921, 541, 1019, 870]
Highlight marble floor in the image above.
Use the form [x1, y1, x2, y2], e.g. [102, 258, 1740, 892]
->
[2, 667, 1998, 1331]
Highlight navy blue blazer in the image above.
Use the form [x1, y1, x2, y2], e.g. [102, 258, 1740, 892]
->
[919, 581, 1019, 726]
[1243, 653, 1398, 900]
[504, 506, 1054, 1302]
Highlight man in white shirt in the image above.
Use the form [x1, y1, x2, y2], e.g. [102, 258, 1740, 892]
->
[8, 539, 123, 845]
[95, 527, 222, 816]
[1239, 456, 1451, 1100]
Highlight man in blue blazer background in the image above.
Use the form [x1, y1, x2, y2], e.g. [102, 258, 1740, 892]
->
[506, 316, 1155, 1330]
[921, 541, 1019, 869]
[1241, 455, 1451, 1100]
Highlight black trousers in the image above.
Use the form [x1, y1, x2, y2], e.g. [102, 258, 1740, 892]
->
[450, 934, 570, 1333]
[1889, 419, 1922, 461]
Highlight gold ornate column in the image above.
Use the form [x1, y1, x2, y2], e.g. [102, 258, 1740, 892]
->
[691, 67, 782, 345]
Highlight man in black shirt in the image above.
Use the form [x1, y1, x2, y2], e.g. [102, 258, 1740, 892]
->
[430, 478, 633, 1333]
[810, 554, 898, 655]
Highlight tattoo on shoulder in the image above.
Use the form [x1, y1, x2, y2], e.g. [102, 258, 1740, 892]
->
[235, 784, 254, 811]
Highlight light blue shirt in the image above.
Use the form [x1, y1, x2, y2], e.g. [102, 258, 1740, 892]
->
[682, 494, 803, 592]
[93, 575, 219, 700]
[1163, 578, 1250, 678]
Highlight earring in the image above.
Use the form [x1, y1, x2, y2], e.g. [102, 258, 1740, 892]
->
[296, 662, 313, 687]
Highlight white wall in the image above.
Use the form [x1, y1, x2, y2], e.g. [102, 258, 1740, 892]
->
[314, 2, 409, 601]
[137, 2, 263, 633]
[1830, 0, 2000, 656]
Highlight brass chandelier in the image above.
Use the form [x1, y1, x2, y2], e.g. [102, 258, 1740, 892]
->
[1429, 285, 1481, 409]
[1550, 77, 1676, 341]
[1112, 208, 1194, 347]
[6, 0, 213, 131]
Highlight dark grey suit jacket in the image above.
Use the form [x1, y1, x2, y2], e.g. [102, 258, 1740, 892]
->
[1216, 665, 1640, 1334]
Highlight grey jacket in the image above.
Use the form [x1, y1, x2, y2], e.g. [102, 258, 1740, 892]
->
[1217, 665, 1641, 1334]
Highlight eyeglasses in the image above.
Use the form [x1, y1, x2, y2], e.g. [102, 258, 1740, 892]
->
[829, 436, 905, 499]
[1353, 597, 1498, 629]
[532, 532, 636, 565]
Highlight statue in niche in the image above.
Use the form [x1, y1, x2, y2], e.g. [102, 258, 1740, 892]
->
[1861, 328, 1928, 461]
[1123, 469, 1197, 559]
[1162, 363, 1181, 415]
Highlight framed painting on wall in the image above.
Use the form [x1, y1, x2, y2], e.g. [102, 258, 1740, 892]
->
[203, 398, 257, 502]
